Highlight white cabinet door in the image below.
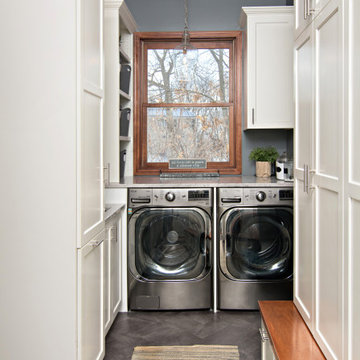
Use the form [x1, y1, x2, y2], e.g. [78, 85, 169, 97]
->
[312, 2, 343, 359]
[103, 226, 111, 332]
[79, 0, 104, 248]
[78, 230, 105, 360]
[242, 7, 294, 130]
[294, 25, 315, 332]
[110, 221, 121, 318]
[346, 1, 360, 359]
[104, 211, 122, 334]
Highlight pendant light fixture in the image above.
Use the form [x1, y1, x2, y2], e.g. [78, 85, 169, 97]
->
[175, 0, 197, 54]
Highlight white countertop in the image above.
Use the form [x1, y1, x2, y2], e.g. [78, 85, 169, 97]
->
[106, 175, 293, 188]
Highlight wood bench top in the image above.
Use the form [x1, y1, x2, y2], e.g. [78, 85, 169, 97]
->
[259, 301, 325, 360]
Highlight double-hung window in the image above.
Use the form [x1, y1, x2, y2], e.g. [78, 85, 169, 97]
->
[134, 32, 242, 174]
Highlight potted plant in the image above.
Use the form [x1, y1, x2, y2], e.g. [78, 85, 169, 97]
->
[249, 146, 279, 178]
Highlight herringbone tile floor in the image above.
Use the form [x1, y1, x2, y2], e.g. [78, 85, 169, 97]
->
[104, 310, 261, 360]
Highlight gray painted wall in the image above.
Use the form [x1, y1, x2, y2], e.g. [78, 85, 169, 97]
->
[126, 0, 294, 175]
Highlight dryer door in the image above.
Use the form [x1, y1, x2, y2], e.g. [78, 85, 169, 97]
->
[220, 207, 293, 280]
[129, 208, 211, 281]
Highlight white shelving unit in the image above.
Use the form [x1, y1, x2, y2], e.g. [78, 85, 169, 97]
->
[104, 0, 137, 182]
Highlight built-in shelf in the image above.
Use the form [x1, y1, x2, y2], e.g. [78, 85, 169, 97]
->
[119, 136, 131, 142]
[119, 47, 131, 64]
[119, 89, 131, 101]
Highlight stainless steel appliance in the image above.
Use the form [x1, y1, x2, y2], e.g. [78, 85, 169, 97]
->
[218, 187, 293, 309]
[128, 188, 212, 310]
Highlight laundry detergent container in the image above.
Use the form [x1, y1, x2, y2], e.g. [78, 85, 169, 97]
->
[120, 64, 131, 94]
[120, 149, 126, 179]
[120, 108, 131, 137]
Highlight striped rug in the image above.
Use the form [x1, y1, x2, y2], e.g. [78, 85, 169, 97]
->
[131, 345, 239, 359]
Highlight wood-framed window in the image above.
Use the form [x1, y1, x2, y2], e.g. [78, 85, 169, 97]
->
[133, 31, 242, 175]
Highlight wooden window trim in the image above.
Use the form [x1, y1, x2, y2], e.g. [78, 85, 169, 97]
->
[133, 31, 242, 175]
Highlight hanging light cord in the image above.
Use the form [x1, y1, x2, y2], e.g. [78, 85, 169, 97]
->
[184, 0, 189, 32]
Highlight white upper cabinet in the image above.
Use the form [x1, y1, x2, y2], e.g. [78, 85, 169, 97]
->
[240, 7, 294, 130]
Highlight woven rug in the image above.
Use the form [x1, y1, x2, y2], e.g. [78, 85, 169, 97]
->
[131, 345, 239, 359]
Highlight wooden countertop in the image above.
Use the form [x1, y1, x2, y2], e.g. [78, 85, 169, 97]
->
[259, 301, 325, 360]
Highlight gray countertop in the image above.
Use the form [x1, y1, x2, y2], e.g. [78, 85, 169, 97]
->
[106, 175, 293, 188]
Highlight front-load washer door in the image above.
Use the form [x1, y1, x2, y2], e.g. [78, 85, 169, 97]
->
[129, 208, 211, 281]
[220, 207, 293, 280]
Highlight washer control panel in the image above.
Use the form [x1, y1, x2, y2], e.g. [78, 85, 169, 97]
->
[219, 187, 293, 207]
[129, 188, 212, 207]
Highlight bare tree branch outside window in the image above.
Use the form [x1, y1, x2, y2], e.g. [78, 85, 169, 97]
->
[147, 48, 230, 162]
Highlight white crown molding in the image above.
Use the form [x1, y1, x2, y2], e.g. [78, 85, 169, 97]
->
[119, 1, 137, 33]
[239, 6, 294, 28]
[104, 0, 123, 10]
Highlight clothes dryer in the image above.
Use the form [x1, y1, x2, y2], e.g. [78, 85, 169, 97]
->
[128, 188, 212, 310]
[217, 187, 293, 309]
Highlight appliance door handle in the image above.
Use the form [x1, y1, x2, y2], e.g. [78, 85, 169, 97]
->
[131, 198, 151, 203]
[221, 197, 242, 203]
[202, 232, 211, 269]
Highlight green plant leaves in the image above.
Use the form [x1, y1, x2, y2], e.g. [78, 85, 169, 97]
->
[249, 146, 279, 162]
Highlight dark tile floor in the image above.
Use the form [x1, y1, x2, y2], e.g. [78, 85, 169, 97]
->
[104, 310, 261, 360]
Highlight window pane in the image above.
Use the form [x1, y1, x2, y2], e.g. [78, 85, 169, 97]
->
[147, 49, 229, 103]
[147, 107, 230, 162]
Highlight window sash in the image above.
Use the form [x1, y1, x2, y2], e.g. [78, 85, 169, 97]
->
[144, 42, 233, 105]
[134, 31, 242, 175]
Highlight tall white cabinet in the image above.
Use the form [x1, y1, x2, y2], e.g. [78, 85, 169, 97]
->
[1, 0, 104, 359]
[294, 0, 360, 359]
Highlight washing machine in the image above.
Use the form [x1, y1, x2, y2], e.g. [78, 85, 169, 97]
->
[128, 188, 212, 310]
[217, 187, 293, 310]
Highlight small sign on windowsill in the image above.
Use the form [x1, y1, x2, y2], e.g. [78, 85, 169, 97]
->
[168, 159, 207, 169]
